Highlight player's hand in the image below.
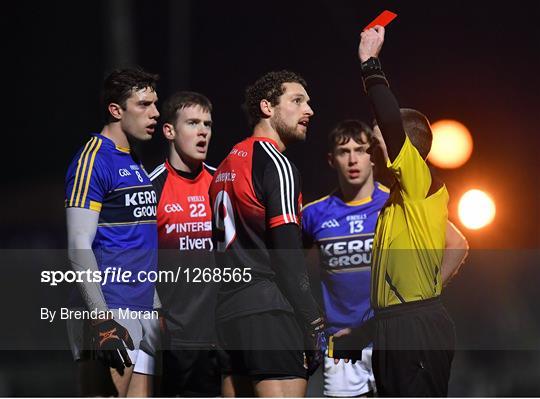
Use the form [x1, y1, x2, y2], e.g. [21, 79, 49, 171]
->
[359, 25, 385, 63]
[329, 319, 375, 365]
[304, 317, 327, 376]
[332, 328, 352, 364]
[91, 318, 135, 374]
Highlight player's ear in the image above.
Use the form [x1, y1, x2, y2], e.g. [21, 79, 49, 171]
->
[108, 103, 123, 121]
[327, 152, 335, 169]
[162, 123, 175, 140]
[260, 99, 273, 117]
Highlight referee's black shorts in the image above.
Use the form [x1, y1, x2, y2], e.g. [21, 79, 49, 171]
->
[159, 349, 223, 397]
[217, 310, 308, 380]
[372, 297, 455, 397]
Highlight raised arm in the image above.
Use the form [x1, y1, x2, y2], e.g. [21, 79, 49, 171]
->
[358, 26, 406, 162]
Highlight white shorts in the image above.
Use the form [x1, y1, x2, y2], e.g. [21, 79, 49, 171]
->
[323, 348, 376, 397]
[66, 308, 161, 375]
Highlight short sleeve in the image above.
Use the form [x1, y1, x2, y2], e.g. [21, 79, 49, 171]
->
[260, 148, 302, 229]
[65, 138, 112, 212]
[387, 135, 432, 200]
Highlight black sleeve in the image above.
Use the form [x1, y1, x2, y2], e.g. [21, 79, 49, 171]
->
[362, 60, 406, 162]
[149, 163, 167, 204]
[255, 142, 302, 228]
[302, 231, 314, 249]
[269, 223, 322, 326]
[367, 84, 406, 161]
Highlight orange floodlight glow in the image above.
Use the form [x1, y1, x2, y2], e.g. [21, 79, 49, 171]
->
[428, 119, 473, 169]
[458, 189, 496, 230]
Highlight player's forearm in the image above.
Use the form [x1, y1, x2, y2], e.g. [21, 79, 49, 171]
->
[270, 224, 322, 325]
[362, 65, 406, 161]
[441, 221, 470, 286]
[153, 288, 162, 310]
[66, 208, 109, 313]
[67, 245, 110, 312]
[441, 246, 468, 286]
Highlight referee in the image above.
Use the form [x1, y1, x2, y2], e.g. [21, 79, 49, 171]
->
[357, 26, 469, 396]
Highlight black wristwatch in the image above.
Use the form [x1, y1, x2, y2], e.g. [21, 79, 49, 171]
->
[360, 57, 388, 92]
[360, 57, 383, 75]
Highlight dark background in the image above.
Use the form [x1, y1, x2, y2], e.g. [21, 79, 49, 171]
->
[3, 0, 540, 396]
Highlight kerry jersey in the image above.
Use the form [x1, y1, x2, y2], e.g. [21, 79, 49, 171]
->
[302, 183, 389, 334]
[65, 134, 158, 310]
[209, 137, 302, 322]
[150, 160, 217, 346]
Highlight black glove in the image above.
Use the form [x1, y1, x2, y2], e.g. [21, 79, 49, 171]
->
[304, 317, 326, 376]
[92, 318, 135, 374]
[328, 318, 374, 363]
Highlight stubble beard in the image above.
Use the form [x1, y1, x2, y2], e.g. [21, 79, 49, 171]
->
[272, 113, 305, 144]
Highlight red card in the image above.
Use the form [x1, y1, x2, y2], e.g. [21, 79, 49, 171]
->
[364, 10, 397, 31]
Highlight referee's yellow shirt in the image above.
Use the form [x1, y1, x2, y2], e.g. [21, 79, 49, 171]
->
[371, 135, 448, 309]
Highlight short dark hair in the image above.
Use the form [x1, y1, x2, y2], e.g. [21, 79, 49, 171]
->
[243, 70, 307, 128]
[328, 119, 373, 152]
[161, 91, 213, 125]
[400, 108, 432, 159]
[102, 66, 159, 123]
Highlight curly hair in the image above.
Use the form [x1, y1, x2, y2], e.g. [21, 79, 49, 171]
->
[328, 119, 373, 152]
[102, 66, 159, 123]
[243, 70, 307, 128]
[161, 91, 212, 125]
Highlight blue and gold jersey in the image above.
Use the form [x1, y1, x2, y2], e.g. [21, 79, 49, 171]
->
[65, 134, 157, 310]
[302, 183, 389, 334]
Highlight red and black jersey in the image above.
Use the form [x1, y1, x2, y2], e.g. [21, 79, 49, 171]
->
[209, 137, 304, 322]
[151, 159, 214, 250]
[150, 159, 217, 347]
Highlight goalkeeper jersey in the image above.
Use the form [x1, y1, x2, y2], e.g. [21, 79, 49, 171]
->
[302, 183, 389, 334]
[65, 134, 158, 310]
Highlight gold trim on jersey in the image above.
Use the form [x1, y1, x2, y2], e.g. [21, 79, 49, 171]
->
[74, 138, 99, 207]
[115, 145, 130, 153]
[113, 184, 154, 192]
[89, 201, 102, 212]
[70, 137, 102, 207]
[318, 232, 373, 242]
[345, 196, 372, 206]
[326, 266, 370, 274]
[97, 220, 157, 227]
[327, 336, 334, 358]
[377, 182, 390, 193]
[302, 195, 330, 211]
[81, 139, 103, 208]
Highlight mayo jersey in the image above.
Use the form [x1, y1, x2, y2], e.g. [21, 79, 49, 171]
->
[302, 183, 389, 334]
[151, 159, 214, 251]
[150, 160, 217, 346]
[65, 134, 157, 310]
[209, 137, 303, 321]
